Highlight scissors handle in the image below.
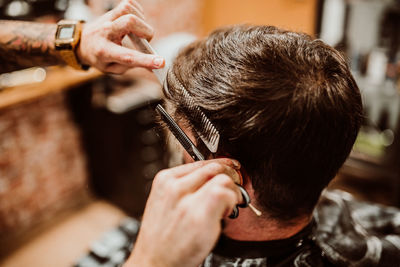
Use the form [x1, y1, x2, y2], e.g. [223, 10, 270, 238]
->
[228, 184, 251, 219]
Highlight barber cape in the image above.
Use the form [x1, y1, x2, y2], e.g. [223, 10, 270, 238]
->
[201, 190, 400, 267]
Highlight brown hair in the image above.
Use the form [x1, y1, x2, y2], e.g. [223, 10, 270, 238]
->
[164, 25, 363, 221]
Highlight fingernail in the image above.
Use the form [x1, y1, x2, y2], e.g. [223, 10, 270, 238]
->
[231, 159, 241, 169]
[153, 57, 164, 68]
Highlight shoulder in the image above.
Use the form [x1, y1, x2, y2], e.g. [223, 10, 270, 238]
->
[314, 189, 400, 266]
[291, 243, 336, 267]
[201, 241, 334, 267]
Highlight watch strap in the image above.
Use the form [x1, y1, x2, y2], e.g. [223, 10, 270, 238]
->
[55, 20, 89, 71]
[58, 46, 89, 70]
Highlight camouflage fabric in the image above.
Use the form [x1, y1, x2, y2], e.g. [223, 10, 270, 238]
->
[200, 190, 400, 267]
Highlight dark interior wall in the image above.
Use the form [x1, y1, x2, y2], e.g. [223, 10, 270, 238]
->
[67, 79, 168, 217]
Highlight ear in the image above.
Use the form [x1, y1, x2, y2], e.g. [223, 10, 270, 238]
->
[236, 169, 244, 186]
[214, 154, 244, 186]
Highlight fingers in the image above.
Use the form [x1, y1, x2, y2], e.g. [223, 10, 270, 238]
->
[164, 158, 240, 179]
[104, 63, 130, 74]
[109, 0, 145, 21]
[151, 158, 242, 209]
[101, 43, 164, 70]
[194, 174, 243, 219]
[111, 14, 153, 41]
[177, 162, 241, 193]
[78, 0, 162, 72]
[126, 0, 144, 14]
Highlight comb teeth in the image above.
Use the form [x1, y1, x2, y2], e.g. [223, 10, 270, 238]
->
[168, 70, 220, 153]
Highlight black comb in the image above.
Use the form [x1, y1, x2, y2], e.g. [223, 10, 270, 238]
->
[167, 71, 220, 154]
[156, 104, 205, 161]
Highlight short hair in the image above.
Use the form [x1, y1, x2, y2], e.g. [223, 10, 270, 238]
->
[164, 25, 363, 222]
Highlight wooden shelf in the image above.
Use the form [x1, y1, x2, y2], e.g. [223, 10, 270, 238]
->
[0, 67, 102, 110]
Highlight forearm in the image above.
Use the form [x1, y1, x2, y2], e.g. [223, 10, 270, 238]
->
[0, 20, 63, 73]
[0, 0, 164, 75]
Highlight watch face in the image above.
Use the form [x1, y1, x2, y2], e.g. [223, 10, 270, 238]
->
[58, 25, 75, 39]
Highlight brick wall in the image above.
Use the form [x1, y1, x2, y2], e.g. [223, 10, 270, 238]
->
[0, 92, 88, 245]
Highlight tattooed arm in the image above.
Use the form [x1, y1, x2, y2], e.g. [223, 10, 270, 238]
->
[0, 0, 165, 74]
[0, 20, 61, 73]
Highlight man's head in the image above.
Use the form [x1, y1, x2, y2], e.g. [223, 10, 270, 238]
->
[163, 25, 363, 222]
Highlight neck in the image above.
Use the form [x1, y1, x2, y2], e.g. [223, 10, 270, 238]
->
[223, 186, 311, 241]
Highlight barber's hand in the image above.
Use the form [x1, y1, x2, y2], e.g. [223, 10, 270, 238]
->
[77, 0, 165, 74]
[124, 158, 243, 267]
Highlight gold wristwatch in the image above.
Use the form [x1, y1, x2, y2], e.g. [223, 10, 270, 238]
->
[55, 20, 89, 70]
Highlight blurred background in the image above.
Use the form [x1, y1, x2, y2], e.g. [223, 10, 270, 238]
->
[0, 0, 399, 266]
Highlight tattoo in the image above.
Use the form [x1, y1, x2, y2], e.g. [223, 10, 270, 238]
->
[0, 20, 63, 73]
